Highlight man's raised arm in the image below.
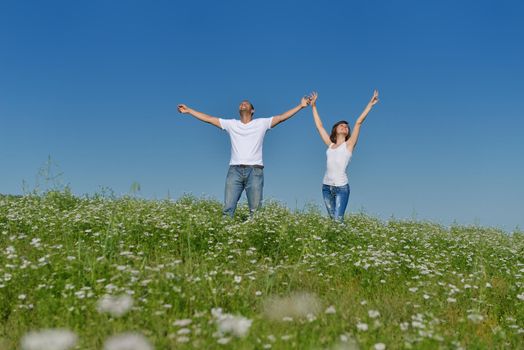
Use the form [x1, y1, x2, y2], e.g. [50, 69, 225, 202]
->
[270, 96, 310, 128]
[177, 104, 222, 129]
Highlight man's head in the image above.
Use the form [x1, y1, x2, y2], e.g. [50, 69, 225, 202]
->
[239, 100, 255, 119]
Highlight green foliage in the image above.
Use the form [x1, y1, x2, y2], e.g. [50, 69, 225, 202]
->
[0, 192, 523, 349]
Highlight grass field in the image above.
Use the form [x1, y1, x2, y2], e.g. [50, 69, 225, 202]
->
[1, 191, 523, 349]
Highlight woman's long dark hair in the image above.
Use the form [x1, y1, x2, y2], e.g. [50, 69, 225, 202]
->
[330, 120, 351, 143]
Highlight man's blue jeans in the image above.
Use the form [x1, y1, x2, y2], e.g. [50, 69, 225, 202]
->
[322, 184, 350, 221]
[223, 165, 264, 217]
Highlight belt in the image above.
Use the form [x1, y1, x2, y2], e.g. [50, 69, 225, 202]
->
[234, 164, 264, 169]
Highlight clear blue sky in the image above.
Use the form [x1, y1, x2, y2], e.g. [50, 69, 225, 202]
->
[1, 0, 523, 230]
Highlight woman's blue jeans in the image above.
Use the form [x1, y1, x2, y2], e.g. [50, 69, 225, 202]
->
[223, 165, 264, 217]
[322, 184, 350, 221]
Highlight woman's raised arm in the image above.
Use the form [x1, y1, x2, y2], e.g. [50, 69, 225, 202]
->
[347, 90, 379, 152]
[310, 92, 332, 146]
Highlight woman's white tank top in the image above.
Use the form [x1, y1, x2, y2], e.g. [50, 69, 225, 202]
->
[323, 142, 352, 186]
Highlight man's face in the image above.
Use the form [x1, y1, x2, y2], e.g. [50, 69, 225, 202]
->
[239, 100, 254, 115]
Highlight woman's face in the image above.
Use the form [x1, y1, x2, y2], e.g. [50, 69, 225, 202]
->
[336, 123, 349, 135]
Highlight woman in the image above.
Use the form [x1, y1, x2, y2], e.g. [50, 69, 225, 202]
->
[309, 90, 379, 221]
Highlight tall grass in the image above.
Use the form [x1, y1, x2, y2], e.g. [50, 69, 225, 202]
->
[0, 192, 523, 349]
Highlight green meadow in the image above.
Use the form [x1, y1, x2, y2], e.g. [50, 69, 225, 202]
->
[1, 191, 523, 349]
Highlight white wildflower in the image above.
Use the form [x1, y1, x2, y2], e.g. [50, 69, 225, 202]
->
[217, 337, 231, 344]
[412, 321, 425, 329]
[467, 313, 484, 324]
[356, 322, 368, 331]
[325, 305, 336, 314]
[368, 310, 380, 319]
[211, 307, 223, 318]
[177, 336, 190, 343]
[212, 309, 252, 338]
[30, 238, 41, 248]
[177, 328, 191, 335]
[21, 329, 77, 350]
[103, 333, 152, 350]
[74, 291, 86, 299]
[331, 337, 360, 350]
[306, 313, 317, 322]
[173, 319, 192, 327]
[263, 292, 321, 321]
[97, 294, 134, 317]
[374, 343, 386, 350]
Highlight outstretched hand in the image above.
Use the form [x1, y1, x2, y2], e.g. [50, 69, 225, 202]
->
[309, 92, 318, 107]
[369, 90, 379, 106]
[300, 95, 310, 108]
[177, 104, 190, 114]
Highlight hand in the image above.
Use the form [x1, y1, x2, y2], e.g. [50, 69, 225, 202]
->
[177, 104, 190, 114]
[369, 90, 379, 106]
[309, 91, 318, 107]
[300, 95, 310, 108]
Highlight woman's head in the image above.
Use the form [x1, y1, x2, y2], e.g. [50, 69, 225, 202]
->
[330, 120, 350, 143]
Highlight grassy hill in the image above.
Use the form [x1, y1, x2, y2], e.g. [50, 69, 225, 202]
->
[1, 192, 523, 349]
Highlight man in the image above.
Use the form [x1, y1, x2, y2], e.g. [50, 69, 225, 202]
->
[177, 96, 309, 217]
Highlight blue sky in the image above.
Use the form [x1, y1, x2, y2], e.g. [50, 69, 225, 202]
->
[1, 0, 523, 230]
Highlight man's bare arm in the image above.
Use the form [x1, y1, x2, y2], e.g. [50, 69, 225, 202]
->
[177, 104, 222, 129]
[270, 96, 310, 128]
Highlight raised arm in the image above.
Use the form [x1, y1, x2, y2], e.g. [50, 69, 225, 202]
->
[309, 92, 331, 146]
[270, 96, 309, 128]
[347, 90, 379, 152]
[177, 104, 222, 129]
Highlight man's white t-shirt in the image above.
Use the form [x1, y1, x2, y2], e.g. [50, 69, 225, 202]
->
[219, 117, 273, 166]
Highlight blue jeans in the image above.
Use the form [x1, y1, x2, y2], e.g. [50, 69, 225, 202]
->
[322, 184, 350, 221]
[223, 165, 264, 217]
